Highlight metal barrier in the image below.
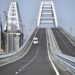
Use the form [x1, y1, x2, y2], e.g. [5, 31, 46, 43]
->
[55, 53, 75, 75]
[58, 27, 75, 45]
[47, 28, 61, 53]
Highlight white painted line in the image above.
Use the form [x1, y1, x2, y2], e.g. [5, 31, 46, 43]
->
[22, 67, 24, 69]
[19, 69, 22, 71]
[22, 47, 39, 69]
[14, 42, 39, 74]
[49, 29, 61, 53]
[48, 50, 60, 75]
[46, 29, 60, 75]
[15, 72, 18, 74]
[15, 30, 41, 74]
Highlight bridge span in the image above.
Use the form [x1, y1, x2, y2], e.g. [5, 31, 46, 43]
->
[0, 28, 72, 75]
[52, 28, 75, 57]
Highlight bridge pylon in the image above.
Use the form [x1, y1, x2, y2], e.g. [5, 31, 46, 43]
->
[4, 0, 23, 52]
[37, 0, 58, 28]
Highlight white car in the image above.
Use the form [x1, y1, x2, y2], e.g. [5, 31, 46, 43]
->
[33, 37, 38, 44]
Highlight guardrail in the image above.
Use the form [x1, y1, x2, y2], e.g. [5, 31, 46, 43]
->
[55, 53, 75, 75]
[47, 28, 61, 53]
[0, 28, 38, 66]
[47, 28, 75, 75]
[46, 29, 60, 75]
[58, 27, 75, 45]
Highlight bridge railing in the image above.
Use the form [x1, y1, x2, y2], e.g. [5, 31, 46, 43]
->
[54, 52, 75, 75]
[58, 26, 75, 45]
[46, 28, 61, 53]
[47, 28, 75, 75]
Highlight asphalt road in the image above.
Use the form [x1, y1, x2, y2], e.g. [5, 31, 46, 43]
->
[0, 28, 56, 75]
[52, 28, 75, 57]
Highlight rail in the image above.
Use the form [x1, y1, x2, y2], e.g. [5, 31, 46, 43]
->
[58, 27, 75, 45]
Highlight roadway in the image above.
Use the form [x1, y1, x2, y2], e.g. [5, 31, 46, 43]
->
[52, 28, 75, 57]
[0, 28, 56, 75]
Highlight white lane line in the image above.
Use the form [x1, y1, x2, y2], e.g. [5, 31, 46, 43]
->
[15, 45, 39, 74]
[22, 67, 24, 69]
[56, 30, 75, 55]
[22, 47, 39, 68]
[47, 50, 60, 75]
[15, 72, 18, 74]
[14, 29, 41, 74]
[46, 29, 60, 75]
[19, 69, 22, 71]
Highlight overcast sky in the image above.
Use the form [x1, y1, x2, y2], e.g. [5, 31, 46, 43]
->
[0, 0, 75, 36]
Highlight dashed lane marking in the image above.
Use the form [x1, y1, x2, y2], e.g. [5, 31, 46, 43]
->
[19, 69, 22, 71]
[15, 72, 18, 74]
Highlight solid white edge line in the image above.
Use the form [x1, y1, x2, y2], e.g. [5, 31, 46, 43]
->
[46, 29, 60, 75]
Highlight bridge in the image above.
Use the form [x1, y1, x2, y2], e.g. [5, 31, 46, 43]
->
[0, 0, 75, 75]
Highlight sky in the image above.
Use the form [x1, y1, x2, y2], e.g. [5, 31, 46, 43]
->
[0, 0, 75, 36]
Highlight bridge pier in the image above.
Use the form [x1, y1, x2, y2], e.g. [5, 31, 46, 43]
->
[3, 0, 23, 53]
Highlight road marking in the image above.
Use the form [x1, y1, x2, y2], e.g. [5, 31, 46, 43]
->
[46, 29, 60, 75]
[22, 67, 24, 69]
[14, 43, 39, 74]
[14, 29, 42, 74]
[19, 69, 22, 71]
[48, 51, 60, 75]
[15, 72, 18, 74]
[22, 47, 39, 68]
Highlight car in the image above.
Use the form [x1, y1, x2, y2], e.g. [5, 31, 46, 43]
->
[33, 37, 38, 44]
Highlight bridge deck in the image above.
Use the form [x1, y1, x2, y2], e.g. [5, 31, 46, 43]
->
[0, 28, 56, 75]
[52, 28, 75, 57]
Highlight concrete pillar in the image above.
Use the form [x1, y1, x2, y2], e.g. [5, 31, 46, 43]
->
[14, 35, 20, 51]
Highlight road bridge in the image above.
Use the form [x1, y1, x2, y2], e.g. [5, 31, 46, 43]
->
[0, 28, 71, 75]
[52, 28, 75, 57]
